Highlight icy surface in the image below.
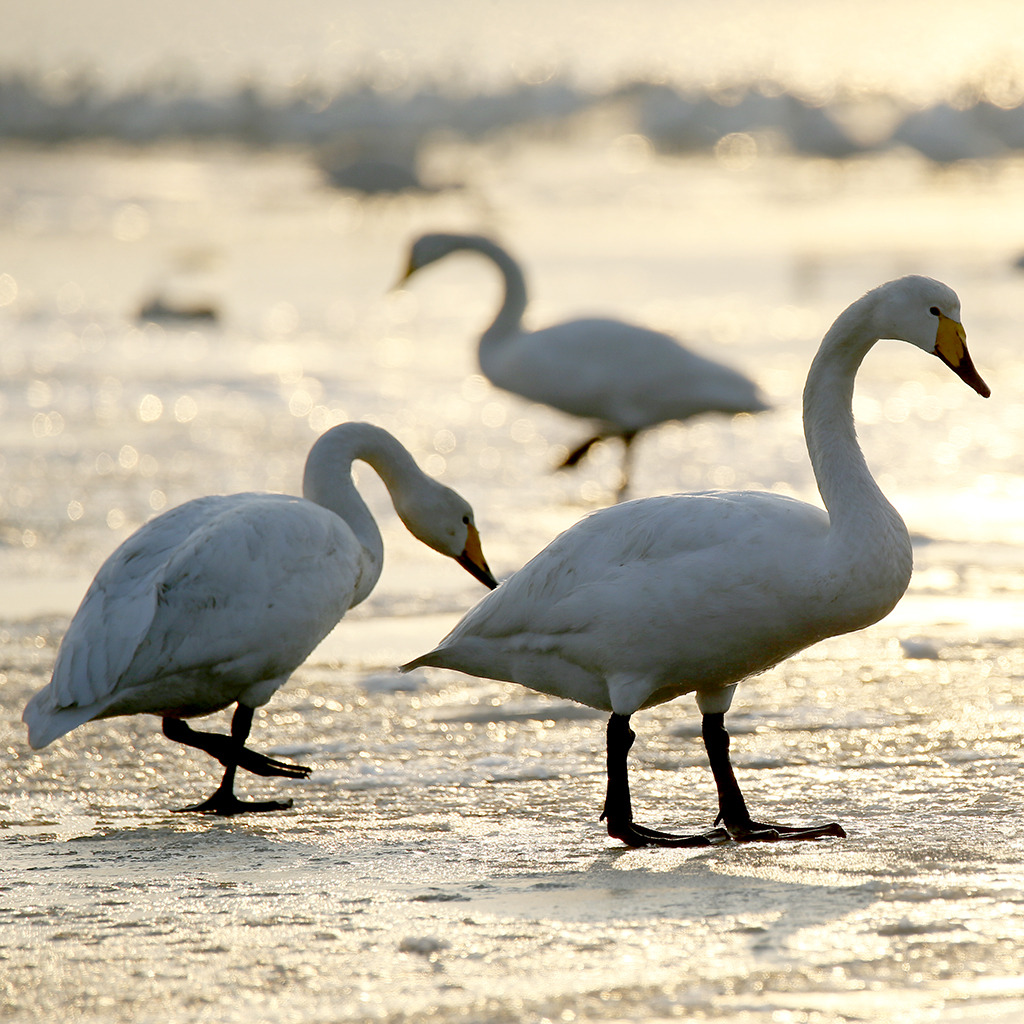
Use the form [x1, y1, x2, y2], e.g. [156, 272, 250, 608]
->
[3, 6, 1024, 1021]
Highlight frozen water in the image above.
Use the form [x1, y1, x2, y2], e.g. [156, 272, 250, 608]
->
[3, 4, 1024, 1022]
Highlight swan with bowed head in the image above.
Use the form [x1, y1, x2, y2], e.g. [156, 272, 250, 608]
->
[24, 422, 497, 815]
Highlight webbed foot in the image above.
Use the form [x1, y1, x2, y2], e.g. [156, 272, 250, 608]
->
[725, 819, 847, 843]
[173, 793, 294, 816]
[604, 815, 731, 848]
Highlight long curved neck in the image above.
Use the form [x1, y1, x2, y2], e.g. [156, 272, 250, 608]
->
[803, 297, 911, 590]
[301, 423, 426, 606]
[457, 236, 529, 363]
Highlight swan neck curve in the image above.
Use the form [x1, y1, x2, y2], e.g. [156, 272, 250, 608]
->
[802, 297, 912, 595]
[459, 237, 529, 365]
[301, 423, 427, 605]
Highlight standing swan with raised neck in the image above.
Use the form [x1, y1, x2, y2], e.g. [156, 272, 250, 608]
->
[398, 231, 769, 499]
[405, 277, 990, 846]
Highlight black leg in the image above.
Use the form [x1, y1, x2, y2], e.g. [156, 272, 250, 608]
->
[702, 712, 846, 842]
[557, 435, 602, 469]
[162, 704, 310, 816]
[600, 713, 729, 848]
[615, 431, 638, 502]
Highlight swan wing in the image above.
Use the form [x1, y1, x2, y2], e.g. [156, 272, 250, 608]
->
[488, 319, 766, 428]
[123, 496, 360, 689]
[408, 492, 831, 713]
[50, 496, 234, 705]
[25, 494, 361, 747]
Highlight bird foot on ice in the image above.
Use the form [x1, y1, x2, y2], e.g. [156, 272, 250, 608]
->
[605, 816, 845, 848]
[725, 820, 847, 843]
[173, 793, 296, 816]
[605, 817, 732, 848]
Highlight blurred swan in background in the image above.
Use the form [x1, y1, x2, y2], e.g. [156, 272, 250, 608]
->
[398, 231, 769, 499]
[405, 277, 989, 846]
[24, 422, 497, 816]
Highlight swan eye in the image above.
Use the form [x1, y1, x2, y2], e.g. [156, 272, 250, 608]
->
[929, 306, 940, 316]
[462, 515, 470, 525]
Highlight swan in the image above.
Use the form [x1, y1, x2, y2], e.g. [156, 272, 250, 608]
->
[404, 277, 990, 846]
[398, 232, 769, 499]
[24, 422, 498, 816]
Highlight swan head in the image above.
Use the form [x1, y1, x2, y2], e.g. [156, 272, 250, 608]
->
[397, 232, 484, 283]
[871, 276, 990, 397]
[394, 480, 499, 590]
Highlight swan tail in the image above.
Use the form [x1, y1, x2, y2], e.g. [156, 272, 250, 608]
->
[400, 650, 443, 673]
[22, 689, 103, 749]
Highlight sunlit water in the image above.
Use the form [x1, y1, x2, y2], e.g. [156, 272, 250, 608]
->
[3, 5, 1024, 1023]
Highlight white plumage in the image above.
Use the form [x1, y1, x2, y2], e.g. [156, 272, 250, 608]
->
[399, 232, 769, 498]
[406, 276, 990, 846]
[25, 422, 496, 815]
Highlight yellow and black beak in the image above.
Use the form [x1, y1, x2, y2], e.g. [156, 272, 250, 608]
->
[934, 314, 990, 398]
[457, 522, 499, 589]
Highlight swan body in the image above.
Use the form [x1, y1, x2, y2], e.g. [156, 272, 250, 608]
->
[406, 276, 990, 846]
[25, 422, 497, 814]
[400, 232, 769, 497]
[412, 488, 898, 718]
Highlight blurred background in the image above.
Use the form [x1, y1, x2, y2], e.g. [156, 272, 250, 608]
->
[3, 0, 1024, 614]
